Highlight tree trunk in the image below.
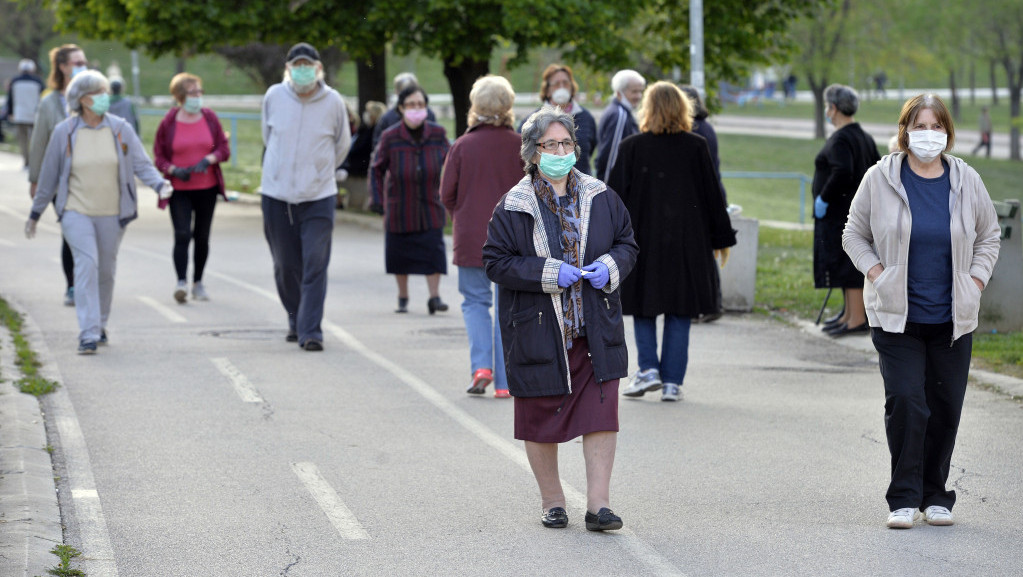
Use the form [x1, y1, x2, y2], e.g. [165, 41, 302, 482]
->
[443, 58, 490, 138]
[176, 57, 187, 74]
[969, 61, 975, 106]
[990, 60, 999, 106]
[809, 76, 827, 139]
[356, 48, 387, 112]
[949, 68, 960, 121]
[1005, 58, 1021, 161]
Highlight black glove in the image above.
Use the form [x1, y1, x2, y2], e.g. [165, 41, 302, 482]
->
[190, 158, 211, 173]
[369, 202, 385, 215]
[171, 167, 191, 182]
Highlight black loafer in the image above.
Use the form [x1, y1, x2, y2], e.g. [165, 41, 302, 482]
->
[829, 323, 869, 337]
[301, 339, 324, 351]
[286, 330, 298, 343]
[585, 508, 623, 531]
[541, 507, 568, 528]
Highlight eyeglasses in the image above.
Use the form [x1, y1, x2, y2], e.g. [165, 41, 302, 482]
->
[537, 140, 575, 153]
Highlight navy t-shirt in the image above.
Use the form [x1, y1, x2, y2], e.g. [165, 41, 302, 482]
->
[902, 159, 953, 323]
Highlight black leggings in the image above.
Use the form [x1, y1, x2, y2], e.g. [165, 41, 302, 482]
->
[169, 187, 218, 282]
[62, 236, 74, 288]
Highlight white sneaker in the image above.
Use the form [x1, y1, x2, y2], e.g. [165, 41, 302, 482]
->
[191, 282, 209, 301]
[923, 505, 954, 526]
[174, 280, 187, 303]
[886, 507, 917, 529]
[661, 382, 681, 402]
[622, 369, 662, 397]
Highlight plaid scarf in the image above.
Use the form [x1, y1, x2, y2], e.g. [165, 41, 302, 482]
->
[533, 172, 584, 350]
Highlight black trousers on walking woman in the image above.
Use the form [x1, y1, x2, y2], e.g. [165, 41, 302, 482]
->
[871, 321, 972, 512]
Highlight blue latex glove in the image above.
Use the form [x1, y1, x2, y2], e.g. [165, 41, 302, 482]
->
[814, 196, 828, 218]
[557, 263, 583, 288]
[581, 261, 610, 289]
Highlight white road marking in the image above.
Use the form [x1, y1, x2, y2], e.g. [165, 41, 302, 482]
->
[210, 357, 264, 403]
[291, 462, 370, 540]
[137, 296, 187, 323]
[0, 237, 15, 247]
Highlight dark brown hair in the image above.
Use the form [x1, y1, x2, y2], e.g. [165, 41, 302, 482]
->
[47, 44, 83, 91]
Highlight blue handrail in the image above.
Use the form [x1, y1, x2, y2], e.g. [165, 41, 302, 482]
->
[720, 171, 812, 224]
[139, 109, 260, 168]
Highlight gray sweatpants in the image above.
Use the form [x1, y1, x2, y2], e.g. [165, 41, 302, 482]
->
[60, 211, 124, 343]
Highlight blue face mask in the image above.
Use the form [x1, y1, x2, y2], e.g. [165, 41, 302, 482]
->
[538, 151, 576, 178]
[87, 93, 110, 116]
[71, 65, 88, 78]
[290, 65, 316, 87]
[183, 96, 203, 114]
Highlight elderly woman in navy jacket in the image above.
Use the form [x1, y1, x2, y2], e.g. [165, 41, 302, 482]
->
[483, 105, 638, 532]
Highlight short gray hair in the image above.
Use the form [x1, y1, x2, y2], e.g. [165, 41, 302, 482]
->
[825, 83, 859, 116]
[66, 70, 110, 115]
[611, 69, 645, 95]
[520, 105, 580, 175]
[393, 72, 418, 94]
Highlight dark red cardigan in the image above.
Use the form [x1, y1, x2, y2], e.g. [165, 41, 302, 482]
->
[153, 107, 231, 208]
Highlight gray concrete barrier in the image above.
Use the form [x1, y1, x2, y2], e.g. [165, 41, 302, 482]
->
[721, 213, 759, 312]
[979, 199, 1022, 333]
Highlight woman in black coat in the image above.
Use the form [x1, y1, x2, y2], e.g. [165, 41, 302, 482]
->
[483, 105, 638, 531]
[609, 81, 736, 402]
[813, 84, 881, 337]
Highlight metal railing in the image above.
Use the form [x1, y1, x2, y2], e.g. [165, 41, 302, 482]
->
[139, 109, 260, 168]
[720, 171, 812, 224]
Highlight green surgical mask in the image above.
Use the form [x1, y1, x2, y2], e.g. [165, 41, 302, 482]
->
[88, 93, 110, 116]
[290, 65, 316, 87]
[183, 96, 203, 114]
[538, 152, 576, 178]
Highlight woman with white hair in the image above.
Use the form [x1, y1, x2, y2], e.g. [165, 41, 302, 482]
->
[24, 70, 172, 354]
[440, 75, 523, 398]
[483, 105, 638, 530]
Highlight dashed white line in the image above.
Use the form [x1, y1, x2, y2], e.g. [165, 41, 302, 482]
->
[210, 357, 264, 403]
[0, 238, 15, 247]
[137, 296, 187, 323]
[291, 462, 370, 540]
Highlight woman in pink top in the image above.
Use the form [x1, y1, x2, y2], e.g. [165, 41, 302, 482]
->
[154, 73, 231, 303]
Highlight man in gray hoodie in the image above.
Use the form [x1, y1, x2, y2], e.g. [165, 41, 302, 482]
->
[261, 42, 351, 351]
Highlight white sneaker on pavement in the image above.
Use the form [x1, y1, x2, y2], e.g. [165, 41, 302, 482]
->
[174, 280, 187, 304]
[622, 369, 662, 397]
[923, 505, 954, 526]
[192, 282, 209, 301]
[886, 507, 917, 529]
[661, 382, 681, 402]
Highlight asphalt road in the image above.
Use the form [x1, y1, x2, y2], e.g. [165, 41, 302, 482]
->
[1, 150, 1022, 576]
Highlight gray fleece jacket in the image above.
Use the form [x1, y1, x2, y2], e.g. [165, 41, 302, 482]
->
[260, 80, 351, 204]
[843, 152, 1001, 342]
[28, 90, 66, 184]
[29, 113, 170, 227]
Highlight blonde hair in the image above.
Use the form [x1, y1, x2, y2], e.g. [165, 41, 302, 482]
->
[897, 93, 955, 153]
[639, 81, 692, 134]
[47, 44, 83, 91]
[169, 73, 202, 104]
[468, 75, 515, 128]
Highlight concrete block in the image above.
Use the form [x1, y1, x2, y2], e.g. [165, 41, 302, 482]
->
[979, 199, 1022, 333]
[721, 214, 759, 312]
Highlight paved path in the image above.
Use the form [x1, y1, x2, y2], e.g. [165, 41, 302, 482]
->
[2, 150, 1023, 576]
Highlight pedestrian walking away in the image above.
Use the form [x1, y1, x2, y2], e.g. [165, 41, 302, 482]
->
[4, 59, 45, 169]
[24, 70, 173, 354]
[108, 76, 140, 134]
[519, 64, 598, 176]
[483, 105, 638, 531]
[260, 42, 352, 351]
[609, 82, 736, 402]
[440, 75, 523, 398]
[28, 44, 89, 307]
[370, 84, 451, 315]
[154, 73, 231, 303]
[812, 84, 881, 338]
[971, 106, 992, 159]
[843, 93, 1000, 530]
[594, 69, 644, 183]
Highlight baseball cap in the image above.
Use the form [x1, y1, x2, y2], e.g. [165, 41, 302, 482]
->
[286, 43, 320, 64]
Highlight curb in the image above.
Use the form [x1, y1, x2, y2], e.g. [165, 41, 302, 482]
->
[0, 304, 63, 577]
[795, 317, 1023, 399]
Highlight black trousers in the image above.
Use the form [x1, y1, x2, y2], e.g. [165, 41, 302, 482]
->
[169, 187, 218, 282]
[871, 322, 971, 512]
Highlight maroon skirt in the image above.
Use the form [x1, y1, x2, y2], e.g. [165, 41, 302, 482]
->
[513, 337, 620, 443]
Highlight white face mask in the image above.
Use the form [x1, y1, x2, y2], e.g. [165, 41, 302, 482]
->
[551, 88, 571, 105]
[907, 130, 947, 162]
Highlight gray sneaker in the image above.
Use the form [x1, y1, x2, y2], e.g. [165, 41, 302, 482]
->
[192, 282, 209, 301]
[661, 382, 681, 402]
[64, 287, 75, 307]
[622, 369, 662, 397]
[174, 280, 187, 303]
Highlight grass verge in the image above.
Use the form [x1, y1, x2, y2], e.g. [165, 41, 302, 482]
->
[0, 297, 60, 396]
[38, 544, 85, 577]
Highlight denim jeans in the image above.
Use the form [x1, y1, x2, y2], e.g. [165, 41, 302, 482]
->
[457, 266, 506, 390]
[633, 315, 692, 385]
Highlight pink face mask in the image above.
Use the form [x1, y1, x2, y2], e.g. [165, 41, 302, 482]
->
[404, 108, 428, 127]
